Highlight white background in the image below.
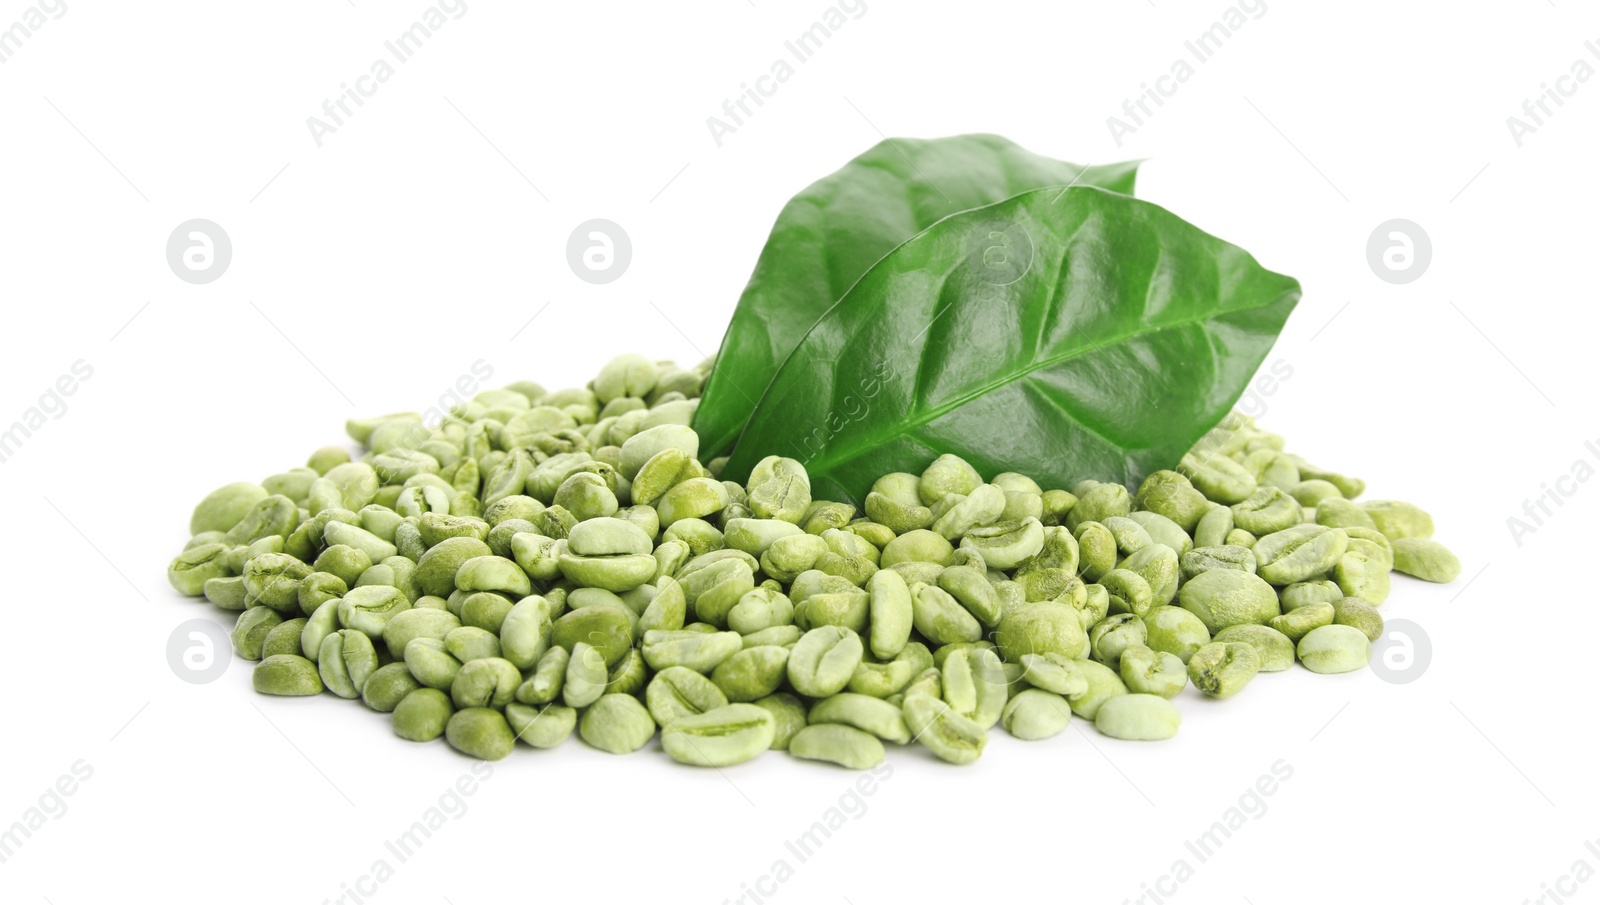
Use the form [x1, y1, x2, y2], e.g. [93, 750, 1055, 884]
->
[2, 1, 1595, 903]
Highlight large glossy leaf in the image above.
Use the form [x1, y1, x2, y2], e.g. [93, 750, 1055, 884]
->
[693, 135, 1140, 458]
[722, 186, 1301, 504]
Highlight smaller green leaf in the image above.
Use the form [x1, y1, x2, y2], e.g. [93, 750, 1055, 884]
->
[723, 186, 1301, 504]
[693, 135, 1140, 459]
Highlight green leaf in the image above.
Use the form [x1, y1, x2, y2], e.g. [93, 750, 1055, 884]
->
[721, 186, 1301, 504]
[693, 135, 1140, 458]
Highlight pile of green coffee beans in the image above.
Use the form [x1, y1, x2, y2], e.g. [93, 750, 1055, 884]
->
[167, 354, 1461, 767]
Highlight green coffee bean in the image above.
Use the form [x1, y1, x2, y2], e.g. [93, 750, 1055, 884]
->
[261, 617, 309, 659]
[226, 494, 300, 546]
[516, 646, 569, 705]
[643, 666, 725, 725]
[415, 537, 493, 598]
[1019, 653, 1087, 695]
[232, 607, 283, 661]
[1179, 545, 1256, 581]
[1178, 453, 1257, 505]
[1361, 500, 1434, 541]
[1074, 521, 1118, 582]
[1176, 569, 1278, 634]
[1212, 624, 1295, 671]
[1098, 568, 1154, 618]
[661, 703, 775, 766]
[446, 707, 516, 760]
[641, 629, 742, 673]
[506, 703, 577, 749]
[338, 585, 412, 640]
[786, 627, 864, 697]
[1040, 489, 1078, 527]
[393, 688, 453, 742]
[1000, 689, 1074, 740]
[1066, 582, 1110, 631]
[579, 694, 657, 755]
[807, 693, 911, 744]
[931, 640, 996, 669]
[902, 666, 942, 703]
[902, 695, 987, 764]
[1280, 579, 1343, 611]
[442, 626, 501, 664]
[994, 602, 1088, 662]
[242, 553, 314, 614]
[939, 647, 1008, 729]
[1269, 601, 1335, 643]
[1390, 538, 1461, 583]
[1089, 613, 1148, 668]
[1343, 528, 1395, 571]
[750, 693, 808, 751]
[1068, 482, 1131, 530]
[878, 529, 953, 568]
[1297, 624, 1371, 674]
[362, 662, 421, 712]
[253, 654, 323, 696]
[742, 625, 802, 648]
[1253, 525, 1348, 585]
[405, 638, 462, 691]
[908, 583, 982, 646]
[712, 645, 790, 702]
[961, 517, 1045, 570]
[1186, 641, 1260, 698]
[1126, 511, 1192, 556]
[451, 657, 520, 709]
[382, 610, 464, 658]
[1134, 470, 1209, 532]
[938, 565, 1003, 628]
[789, 724, 885, 768]
[323, 521, 397, 564]
[319, 629, 377, 699]
[794, 589, 870, 635]
[1229, 487, 1301, 535]
[1118, 645, 1187, 698]
[1315, 498, 1376, 531]
[1192, 504, 1233, 549]
[203, 575, 249, 611]
[1330, 598, 1384, 642]
[1141, 605, 1212, 664]
[191, 482, 270, 535]
[1121, 544, 1180, 607]
[1094, 693, 1181, 740]
[1333, 550, 1391, 605]
[563, 642, 608, 708]
[847, 641, 930, 698]
[552, 606, 634, 667]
